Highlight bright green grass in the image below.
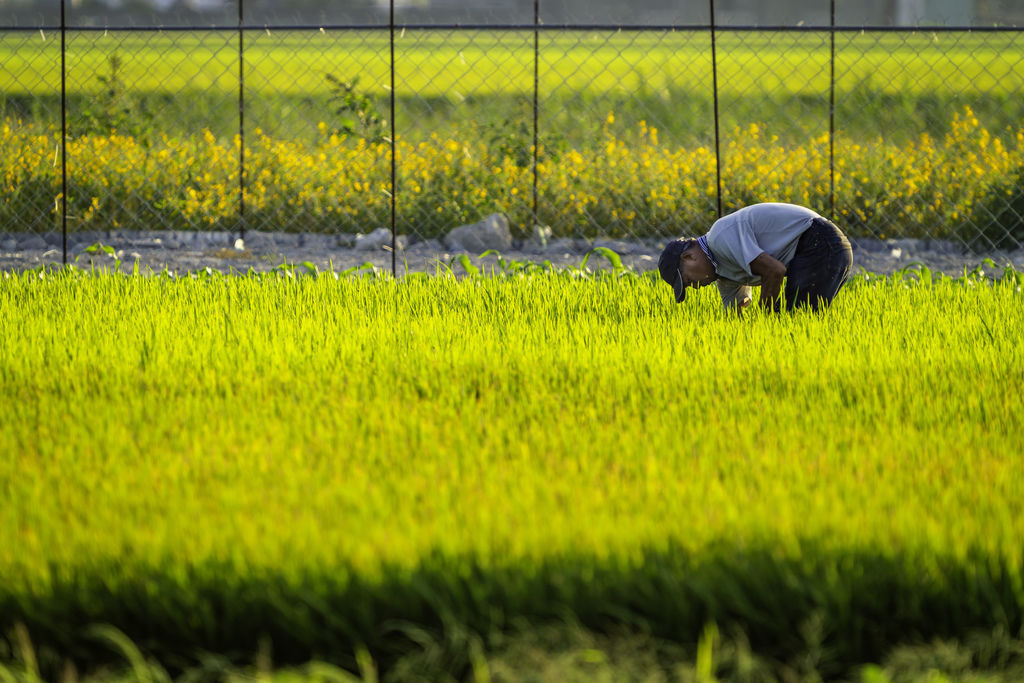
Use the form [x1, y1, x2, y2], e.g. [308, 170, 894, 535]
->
[3, 29, 1023, 144]
[4, 31, 1021, 97]
[1, 266, 1023, 679]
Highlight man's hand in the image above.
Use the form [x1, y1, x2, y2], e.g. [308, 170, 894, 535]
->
[729, 292, 753, 317]
[749, 252, 787, 312]
[736, 295, 752, 314]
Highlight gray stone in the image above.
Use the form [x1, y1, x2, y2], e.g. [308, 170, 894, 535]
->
[169, 232, 197, 247]
[19, 235, 47, 251]
[159, 234, 183, 249]
[335, 233, 358, 248]
[919, 239, 964, 255]
[544, 237, 580, 255]
[273, 233, 302, 249]
[849, 238, 888, 253]
[355, 227, 392, 251]
[444, 213, 512, 253]
[201, 231, 233, 249]
[68, 231, 104, 249]
[302, 234, 337, 251]
[240, 230, 277, 250]
[124, 231, 165, 248]
[176, 231, 210, 249]
[406, 238, 444, 254]
[2, 238, 16, 252]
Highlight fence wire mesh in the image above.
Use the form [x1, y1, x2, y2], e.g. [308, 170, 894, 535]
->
[1, 13, 1023, 270]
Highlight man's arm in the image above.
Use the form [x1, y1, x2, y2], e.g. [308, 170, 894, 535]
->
[749, 252, 786, 311]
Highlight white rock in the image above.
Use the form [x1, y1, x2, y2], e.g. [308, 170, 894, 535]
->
[522, 225, 553, 254]
[444, 213, 512, 253]
[355, 227, 393, 251]
[533, 224, 552, 245]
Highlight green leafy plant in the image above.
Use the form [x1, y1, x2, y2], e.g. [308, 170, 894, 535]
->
[77, 54, 154, 146]
[483, 116, 567, 169]
[74, 242, 121, 270]
[325, 74, 387, 144]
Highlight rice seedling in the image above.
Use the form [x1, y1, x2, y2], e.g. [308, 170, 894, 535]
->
[0, 263, 1022, 679]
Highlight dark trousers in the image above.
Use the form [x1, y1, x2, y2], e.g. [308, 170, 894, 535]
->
[784, 217, 853, 312]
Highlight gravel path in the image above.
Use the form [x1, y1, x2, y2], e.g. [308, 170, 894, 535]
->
[2, 229, 1023, 278]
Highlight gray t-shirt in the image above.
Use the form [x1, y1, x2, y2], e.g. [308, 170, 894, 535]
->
[705, 203, 821, 308]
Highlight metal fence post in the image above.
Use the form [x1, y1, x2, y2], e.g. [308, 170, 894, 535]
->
[238, 0, 246, 243]
[709, 0, 722, 219]
[60, 0, 68, 264]
[389, 0, 397, 277]
[532, 0, 540, 233]
[829, 0, 836, 222]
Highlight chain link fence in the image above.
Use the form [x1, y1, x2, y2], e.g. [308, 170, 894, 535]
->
[2, 3, 1023, 272]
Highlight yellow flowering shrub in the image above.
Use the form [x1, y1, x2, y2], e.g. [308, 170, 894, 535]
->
[1, 107, 1020, 243]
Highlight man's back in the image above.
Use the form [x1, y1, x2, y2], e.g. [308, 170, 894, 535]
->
[706, 203, 821, 285]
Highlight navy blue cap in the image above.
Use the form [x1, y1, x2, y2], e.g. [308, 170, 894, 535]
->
[658, 239, 696, 303]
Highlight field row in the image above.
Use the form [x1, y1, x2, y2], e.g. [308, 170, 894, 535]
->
[4, 30, 1023, 97]
[3, 29, 1023, 148]
[1, 266, 1023, 678]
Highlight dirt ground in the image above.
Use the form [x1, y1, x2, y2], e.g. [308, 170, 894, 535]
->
[2, 230, 1023, 278]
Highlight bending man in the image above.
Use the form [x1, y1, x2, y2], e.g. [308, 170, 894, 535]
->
[657, 202, 853, 313]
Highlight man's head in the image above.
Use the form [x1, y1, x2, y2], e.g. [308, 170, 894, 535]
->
[658, 239, 717, 303]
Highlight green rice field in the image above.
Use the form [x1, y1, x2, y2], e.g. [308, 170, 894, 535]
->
[3, 30, 1023, 143]
[2, 263, 1023, 680]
